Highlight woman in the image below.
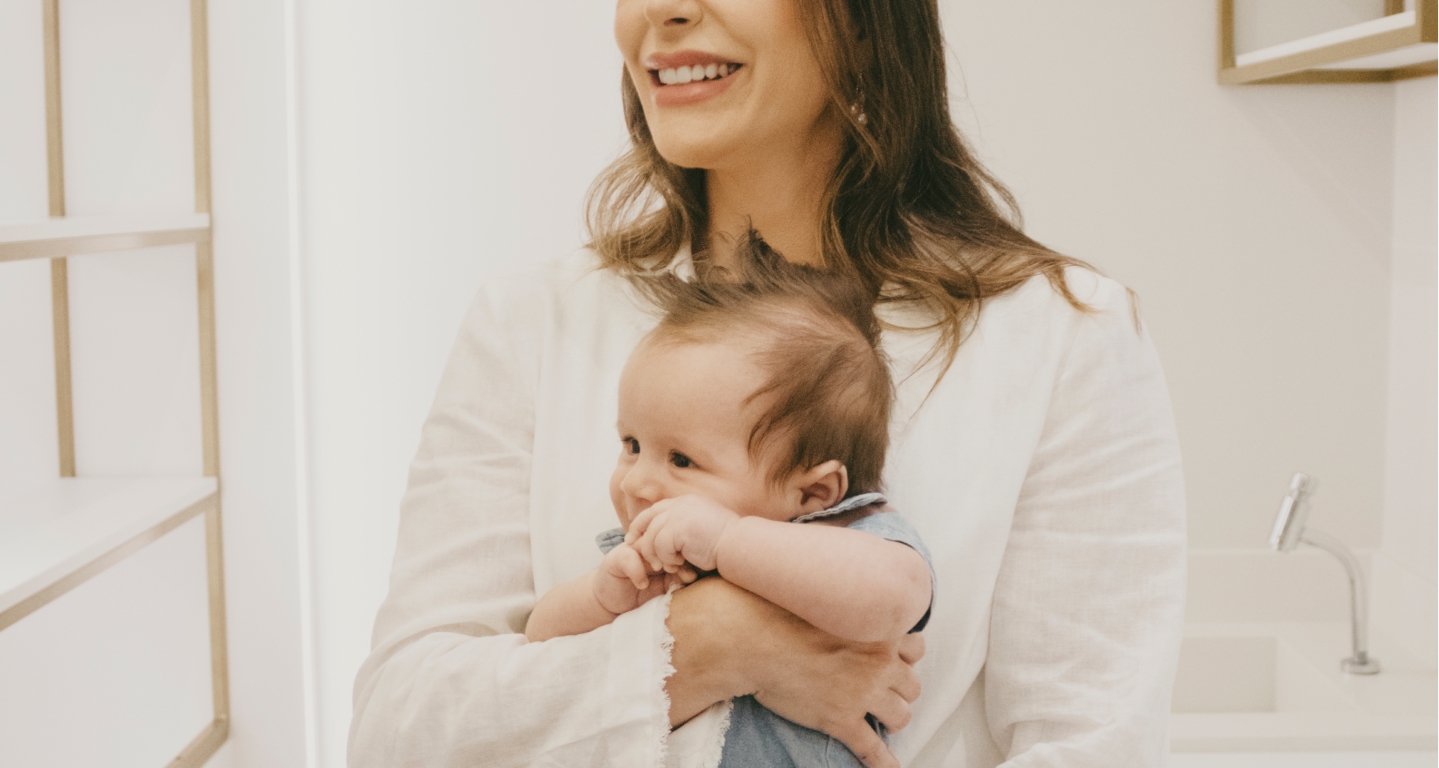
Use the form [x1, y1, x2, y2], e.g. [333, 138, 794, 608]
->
[349, 1, 1185, 766]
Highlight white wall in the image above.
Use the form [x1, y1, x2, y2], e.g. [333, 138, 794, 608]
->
[0, 515, 214, 768]
[1233, 0, 1389, 54]
[943, 3, 1394, 552]
[0, 0, 57, 492]
[1373, 77, 1437, 663]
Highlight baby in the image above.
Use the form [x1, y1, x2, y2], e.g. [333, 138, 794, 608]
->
[525, 242, 934, 767]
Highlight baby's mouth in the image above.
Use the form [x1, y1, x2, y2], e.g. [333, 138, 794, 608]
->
[651, 63, 742, 86]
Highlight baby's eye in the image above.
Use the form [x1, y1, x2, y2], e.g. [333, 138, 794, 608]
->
[669, 452, 693, 469]
[623, 437, 640, 455]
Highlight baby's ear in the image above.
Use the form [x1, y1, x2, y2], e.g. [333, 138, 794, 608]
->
[795, 460, 849, 515]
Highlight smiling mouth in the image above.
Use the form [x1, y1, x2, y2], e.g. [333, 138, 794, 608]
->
[651, 63, 742, 86]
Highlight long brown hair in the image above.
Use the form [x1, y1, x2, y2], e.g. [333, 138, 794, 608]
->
[587, 0, 1091, 371]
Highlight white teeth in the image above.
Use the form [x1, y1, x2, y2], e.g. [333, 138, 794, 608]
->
[656, 63, 736, 85]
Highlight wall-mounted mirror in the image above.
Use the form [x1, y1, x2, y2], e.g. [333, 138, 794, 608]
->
[1220, 0, 1437, 83]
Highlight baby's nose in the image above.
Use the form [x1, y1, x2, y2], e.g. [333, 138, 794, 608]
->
[620, 463, 657, 501]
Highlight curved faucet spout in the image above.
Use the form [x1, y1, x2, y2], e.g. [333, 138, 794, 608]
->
[1272, 473, 1381, 675]
[1298, 528, 1380, 674]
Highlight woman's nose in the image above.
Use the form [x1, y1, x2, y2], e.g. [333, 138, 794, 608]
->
[644, 0, 704, 29]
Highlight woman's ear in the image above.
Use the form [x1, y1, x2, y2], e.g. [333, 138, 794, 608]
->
[794, 460, 849, 515]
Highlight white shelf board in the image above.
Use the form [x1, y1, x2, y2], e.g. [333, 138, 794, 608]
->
[0, 212, 210, 244]
[1236, 11, 1417, 66]
[0, 477, 217, 619]
[0, 213, 211, 262]
[1314, 42, 1437, 70]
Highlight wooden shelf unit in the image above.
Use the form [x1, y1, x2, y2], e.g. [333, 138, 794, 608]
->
[0, 2, 231, 766]
[1220, 0, 1438, 84]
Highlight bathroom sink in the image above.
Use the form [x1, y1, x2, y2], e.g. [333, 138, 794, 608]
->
[1171, 623, 1437, 752]
[1172, 635, 1352, 714]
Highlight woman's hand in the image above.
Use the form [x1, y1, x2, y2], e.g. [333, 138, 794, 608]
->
[666, 577, 924, 768]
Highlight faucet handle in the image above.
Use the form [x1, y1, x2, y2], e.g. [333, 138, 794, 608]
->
[1271, 472, 1315, 552]
[1289, 473, 1314, 494]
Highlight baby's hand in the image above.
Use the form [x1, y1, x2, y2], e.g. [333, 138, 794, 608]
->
[626, 495, 740, 573]
[593, 542, 698, 615]
[593, 542, 658, 615]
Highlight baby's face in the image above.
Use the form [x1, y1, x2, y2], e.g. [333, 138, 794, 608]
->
[610, 336, 795, 530]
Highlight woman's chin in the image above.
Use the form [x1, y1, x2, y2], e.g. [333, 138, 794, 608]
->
[649, 135, 733, 174]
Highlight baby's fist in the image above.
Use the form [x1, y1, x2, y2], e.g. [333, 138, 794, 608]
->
[593, 542, 657, 615]
[626, 495, 739, 572]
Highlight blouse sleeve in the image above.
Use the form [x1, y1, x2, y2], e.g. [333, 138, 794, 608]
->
[348, 269, 673, 768]
[985, 275, 1187, 766]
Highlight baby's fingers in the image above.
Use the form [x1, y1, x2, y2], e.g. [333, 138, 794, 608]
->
[615, 546, 650, 590]
[633, 515, 671, 572]
[624, 502, 668, 545]
[652, 526, 688, 571]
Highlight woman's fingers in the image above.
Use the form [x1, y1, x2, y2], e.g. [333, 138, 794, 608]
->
[865, 691, 913, 733]
[831, 720, 898, 768]
[897, 632, 925, 665]
[889, 658, 922, 704]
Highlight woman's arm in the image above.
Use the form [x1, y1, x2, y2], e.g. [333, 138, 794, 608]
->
[984, 273, 1187, 766]
[629, 497, 932, 642]
[350, 272, 675, 767]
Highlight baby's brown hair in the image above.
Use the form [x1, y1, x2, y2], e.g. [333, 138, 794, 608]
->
[634, 233, 893, 496]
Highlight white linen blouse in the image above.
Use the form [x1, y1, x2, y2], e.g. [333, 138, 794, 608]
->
[348, 251, 1187, 768]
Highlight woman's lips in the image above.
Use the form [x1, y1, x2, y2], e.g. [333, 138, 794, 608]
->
[644, 51, 744, 108]
[651, 73, 736, 107]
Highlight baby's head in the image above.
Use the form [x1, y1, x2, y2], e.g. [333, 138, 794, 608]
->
[611, 237, 892, 529]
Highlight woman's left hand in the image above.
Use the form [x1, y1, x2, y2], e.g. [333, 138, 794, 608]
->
[666, 577, 924, 768]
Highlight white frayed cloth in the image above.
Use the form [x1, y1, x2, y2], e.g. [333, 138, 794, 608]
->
[348, 251, 1186, 768]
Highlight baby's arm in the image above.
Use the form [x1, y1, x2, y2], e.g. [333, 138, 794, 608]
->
[525, 542, 673, 642]
[629, 497, 931, 643]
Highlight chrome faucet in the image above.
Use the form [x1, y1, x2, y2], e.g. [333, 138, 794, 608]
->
[1271, 473, 1380, 674]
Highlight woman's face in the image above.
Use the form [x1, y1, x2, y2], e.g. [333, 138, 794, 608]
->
[614, 0, 841, 171]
